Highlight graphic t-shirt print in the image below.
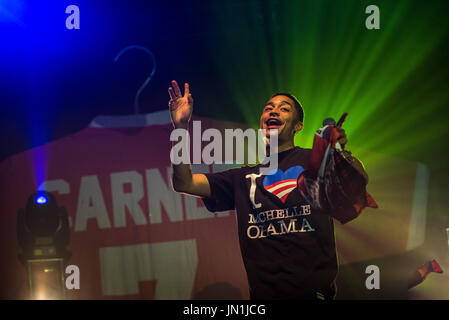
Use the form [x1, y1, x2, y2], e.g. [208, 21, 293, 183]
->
[263, 166, 304, 203]
[247, 165, 315, 240]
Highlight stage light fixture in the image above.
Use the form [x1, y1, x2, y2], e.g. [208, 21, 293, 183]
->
[17, 191, 71, 299]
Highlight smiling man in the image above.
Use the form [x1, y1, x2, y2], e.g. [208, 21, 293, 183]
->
[168, 80, 362, 300]
[261, 93, 306, 152]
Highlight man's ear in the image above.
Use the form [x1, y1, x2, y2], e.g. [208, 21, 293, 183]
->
[293, 122, 303, 134]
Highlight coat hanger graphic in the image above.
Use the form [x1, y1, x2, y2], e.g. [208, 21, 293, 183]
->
[114, 45, 157, 114]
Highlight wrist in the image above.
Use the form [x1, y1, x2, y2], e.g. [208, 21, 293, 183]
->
[173, 122, 189, 130]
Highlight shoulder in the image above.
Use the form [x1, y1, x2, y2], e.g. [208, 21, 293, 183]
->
[294, 146, 311, 154]
[292, 146, 311, 159]
[207, 165, 248, 180]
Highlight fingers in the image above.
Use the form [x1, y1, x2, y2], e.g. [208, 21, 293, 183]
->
[169, 80, 191, 102]
[335, 113, 348, 147]
[336, 128, 346, 138]
[338, 137, 348, 145]
[337, 127, 347, 145]
[172, 80, 182, 97]
[168, 87, 177, 100]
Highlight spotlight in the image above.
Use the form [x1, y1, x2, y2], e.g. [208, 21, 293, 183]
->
[17, 191, 71, 299]
[35, 194, 48, 205]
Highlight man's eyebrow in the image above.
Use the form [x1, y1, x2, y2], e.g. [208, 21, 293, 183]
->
[265, 101, 292, 107]
[279, 101, 292, 107]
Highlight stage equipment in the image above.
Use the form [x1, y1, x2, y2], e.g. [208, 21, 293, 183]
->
[17, 191, 71, 299]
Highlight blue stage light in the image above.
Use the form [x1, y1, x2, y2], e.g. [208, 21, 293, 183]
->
[35, 195, 48, 205]
[0, 0, 25, 25]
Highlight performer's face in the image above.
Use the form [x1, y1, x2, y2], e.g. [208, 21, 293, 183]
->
[260, 95, 303, 141]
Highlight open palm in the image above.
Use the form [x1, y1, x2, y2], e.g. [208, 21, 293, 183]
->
[168, 80, 193, 127]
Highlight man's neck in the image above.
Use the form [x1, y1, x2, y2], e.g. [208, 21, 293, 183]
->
[278, 142, 296, 153]
[266, 141, 295, 155]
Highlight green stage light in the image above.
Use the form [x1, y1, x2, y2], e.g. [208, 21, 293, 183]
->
[202, 0, 449, 167]
[198, 1, 449, 298]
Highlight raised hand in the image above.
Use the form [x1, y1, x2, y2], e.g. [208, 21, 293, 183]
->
[168, 80, 193, 128]
[336, 127, 347, 147]
[336, 113, 348, 148]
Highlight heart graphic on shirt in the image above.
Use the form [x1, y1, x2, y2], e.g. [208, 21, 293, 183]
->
[263, 166, 304, 203]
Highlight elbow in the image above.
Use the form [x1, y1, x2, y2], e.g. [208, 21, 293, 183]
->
[172, 178, 189, 193]
[171, 179, 182, 193]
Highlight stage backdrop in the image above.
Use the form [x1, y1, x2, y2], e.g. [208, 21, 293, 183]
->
[0, 110, 427, 299]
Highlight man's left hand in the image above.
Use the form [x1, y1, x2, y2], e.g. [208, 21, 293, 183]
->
[336, 127, 347, 148]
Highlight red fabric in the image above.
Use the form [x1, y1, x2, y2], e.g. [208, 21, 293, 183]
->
[431, 259, 443, 273]
[0, 115, 249, 300]
[299, 124, 377, 224]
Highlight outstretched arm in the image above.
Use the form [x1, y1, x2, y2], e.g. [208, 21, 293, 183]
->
[168, 80, 211, 198]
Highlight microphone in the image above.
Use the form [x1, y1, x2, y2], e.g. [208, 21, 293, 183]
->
[323, 118, 336, 126]
[323, 113, 348, 128]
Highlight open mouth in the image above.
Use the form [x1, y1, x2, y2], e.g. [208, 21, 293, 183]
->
[265, 118, 283, 129]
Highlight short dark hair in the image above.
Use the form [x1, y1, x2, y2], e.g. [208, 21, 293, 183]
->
[271, 93, 304, 123]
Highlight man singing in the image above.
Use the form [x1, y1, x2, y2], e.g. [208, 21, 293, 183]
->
[168, 80, 372, 300]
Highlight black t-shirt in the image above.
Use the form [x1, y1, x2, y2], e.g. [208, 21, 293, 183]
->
[203, 146, 338, 300]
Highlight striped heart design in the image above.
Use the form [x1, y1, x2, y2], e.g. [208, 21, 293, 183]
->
[263, 166, 304, 203]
